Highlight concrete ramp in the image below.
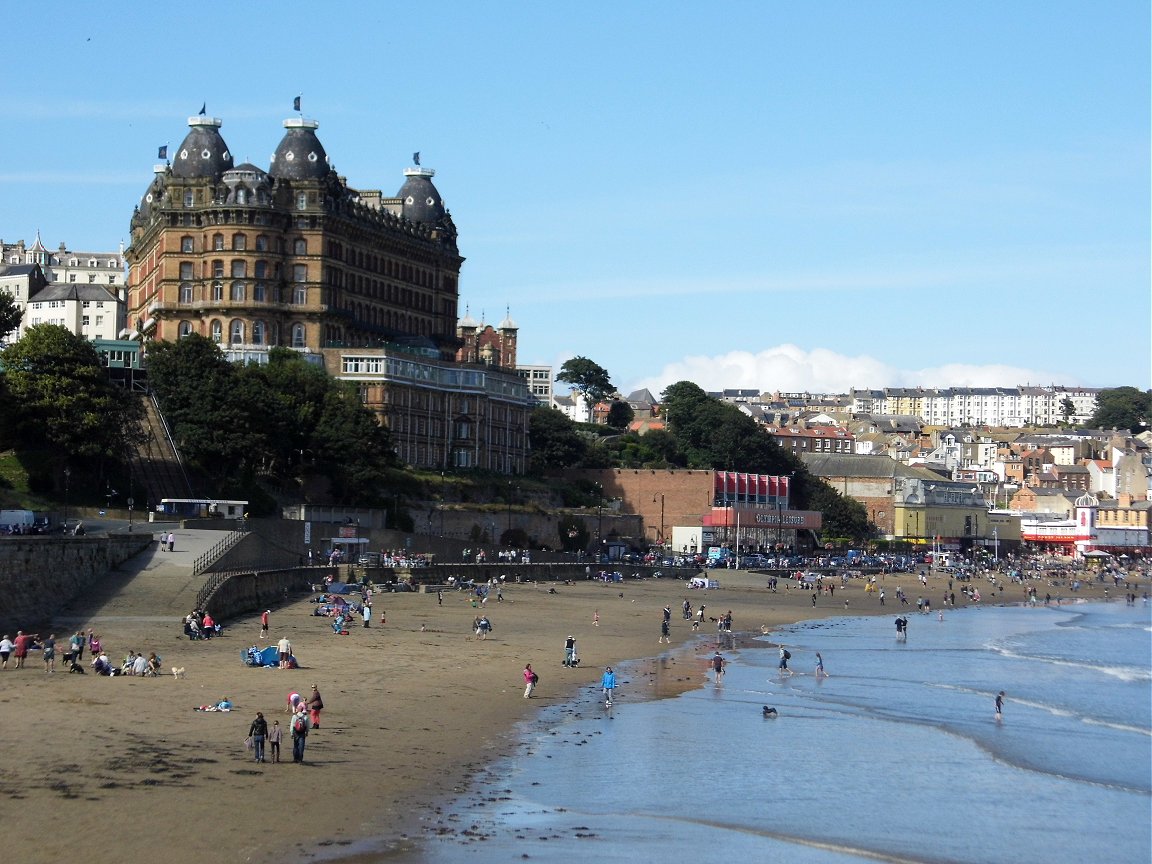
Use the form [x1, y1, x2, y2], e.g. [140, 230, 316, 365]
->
[56, 528, 238, 627]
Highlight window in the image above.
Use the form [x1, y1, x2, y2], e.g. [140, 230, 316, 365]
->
[212, 260, 224, 278]
[181, 236, 194, 253]
[293, 238, 307, 255]
[210, 320, 222, 342]
[252, 320, 265, 345]
[230, 320, 244, 344]
[179, 262, 194, 280]
[296, 192, 308, 210]
[231, 281, 245, 302]
[180, 282, 193, 303]
[183, 190, 194, 207]
[88, 274, 97, 283]
[254, 261, 267, 278]
[291, 323, 306, 347]
[253, 283, 266, 302]
[293, 264, 307, 282]
[235, 188, 247, 205]
[255, 235, 268, 252]
[231, 260, 246, 278]
[212, 281, 224, 302]
[68, 273, 76, 283]
[232, 233, 246, 251]
[213, 233, 224, 251]
[108, 275, 116, 284]
[293, 285, 307, 305]
[178, 321, 193, 338]
[82, 316, 90, 327]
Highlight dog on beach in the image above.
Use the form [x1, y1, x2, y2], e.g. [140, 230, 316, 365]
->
[762, 705, 778, 718]
[171, 667, 186, 679]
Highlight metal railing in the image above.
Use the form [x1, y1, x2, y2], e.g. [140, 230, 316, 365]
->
[192, 527, 249, 577]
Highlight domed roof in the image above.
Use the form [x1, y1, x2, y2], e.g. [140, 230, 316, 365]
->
[397, 166, 446, 223]
[269, 118, 330, 180]
[171, 116, 233, 180]
[136, 166, 168, 221]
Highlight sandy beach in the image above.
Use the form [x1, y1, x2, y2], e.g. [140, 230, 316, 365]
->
[0, 557, 1114, 864]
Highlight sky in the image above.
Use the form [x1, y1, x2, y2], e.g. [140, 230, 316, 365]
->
[2, 1, 1148, 397]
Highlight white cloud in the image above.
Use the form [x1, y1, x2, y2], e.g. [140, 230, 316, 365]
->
[629, 344, 1078, 396]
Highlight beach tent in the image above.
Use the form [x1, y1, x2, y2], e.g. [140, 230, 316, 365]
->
[327, 581, 352, 594]
[241, 646, 282, 667]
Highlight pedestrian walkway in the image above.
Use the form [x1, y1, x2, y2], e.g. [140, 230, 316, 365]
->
[55, 528, 237, 628]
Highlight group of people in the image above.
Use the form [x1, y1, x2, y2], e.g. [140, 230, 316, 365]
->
[183, 609, 219, 640]
[242, 685, 325, 764]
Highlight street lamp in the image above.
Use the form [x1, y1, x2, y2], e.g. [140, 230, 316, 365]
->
[652, 493, 665, 548]
[63, 467, 71, 533]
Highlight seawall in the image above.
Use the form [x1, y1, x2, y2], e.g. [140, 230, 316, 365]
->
[0, 534, 155, 632]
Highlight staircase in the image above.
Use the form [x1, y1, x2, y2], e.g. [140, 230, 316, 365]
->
[130, 392, 194, 505]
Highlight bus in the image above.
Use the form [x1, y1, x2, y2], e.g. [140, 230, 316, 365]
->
[156, 499, 248, 519]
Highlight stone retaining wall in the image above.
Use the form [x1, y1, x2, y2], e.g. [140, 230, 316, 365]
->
[0, 535, 155, 631]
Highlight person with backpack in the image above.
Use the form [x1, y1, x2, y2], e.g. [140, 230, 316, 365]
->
[523, 663, 538, 698]
[291, 709, 309, 762]
[778, 646, 792, 675]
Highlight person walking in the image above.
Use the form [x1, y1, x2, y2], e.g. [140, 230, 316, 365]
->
[523, 663, 538, 698]
[307, 684, 324, 729]
[778, 645, 792, 675]
[41, 634, 56, 673]
[815, 652, 826, 678]
[70, 631, 85, 662]
[0, 634, 12, 670]
[260, 610, 270, 639]
[712, 651, 726, 682]
[291, 709, 308, 762]
[659, 618, 671, 644]
[362, 603, 372, 628]
[437, 589, 443, 607]
[563, 636, 576, 667]
[268, 719, 283, 763]
[995, 690, 1006, 723]
[248, 711, 268, 763]
[601, 666, 617, 705]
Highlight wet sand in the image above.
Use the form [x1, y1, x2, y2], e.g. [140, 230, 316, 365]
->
[0, 568, 1110, 864]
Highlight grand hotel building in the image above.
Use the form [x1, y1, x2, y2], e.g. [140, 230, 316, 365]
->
[125, 112, 530, 473]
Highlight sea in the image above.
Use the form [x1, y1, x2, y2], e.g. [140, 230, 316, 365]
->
[385, 600, 1152, 864]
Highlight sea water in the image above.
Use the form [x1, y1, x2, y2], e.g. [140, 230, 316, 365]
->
[404, 601, 1151, 863]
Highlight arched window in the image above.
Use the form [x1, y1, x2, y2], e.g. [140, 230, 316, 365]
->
[210, 319, 223, 343]
[213, 233, 224, 251]
[212, 259, 224, 278]
[235, 188, 247, 205]
[232, 233, 246, 251]
[230, 320, 244, 344]
[178, 321, 194, 338]
[231, 260, 246, 278]
[180, 236, 194, 253]
[293, 238, 307, 255]
[252, 320, 265, 345]
[231, 281, 245, 302]
[179, 282, 193, 303]
[291, 323, 306, 348]
[212, 281, 224, 302]
[255, 234, 269, 252]
[253, 283, 266, 302]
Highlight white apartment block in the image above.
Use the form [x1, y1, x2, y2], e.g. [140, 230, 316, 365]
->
[516, 365, 554, 404]
[1, 234, 126, 341]
[850, 386, 1099, 427]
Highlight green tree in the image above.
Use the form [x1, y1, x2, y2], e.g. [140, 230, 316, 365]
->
[605, 400, 635, 430]
[1089, 387, 1151, 433]
[1059, 397, 1075, 425]
[804, 480, 874, 543]
[0, 292, 21, 341]
[528, 407, 587, 472]
[556, 356, 614, 407]
[1, 324, 140, 462]
[311, 383, 398, 504]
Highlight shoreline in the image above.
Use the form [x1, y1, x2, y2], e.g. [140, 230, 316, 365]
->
[0, 568, 1132, 864]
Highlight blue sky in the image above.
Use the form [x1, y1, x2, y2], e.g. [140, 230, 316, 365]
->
[2, 1, 1147, 396]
